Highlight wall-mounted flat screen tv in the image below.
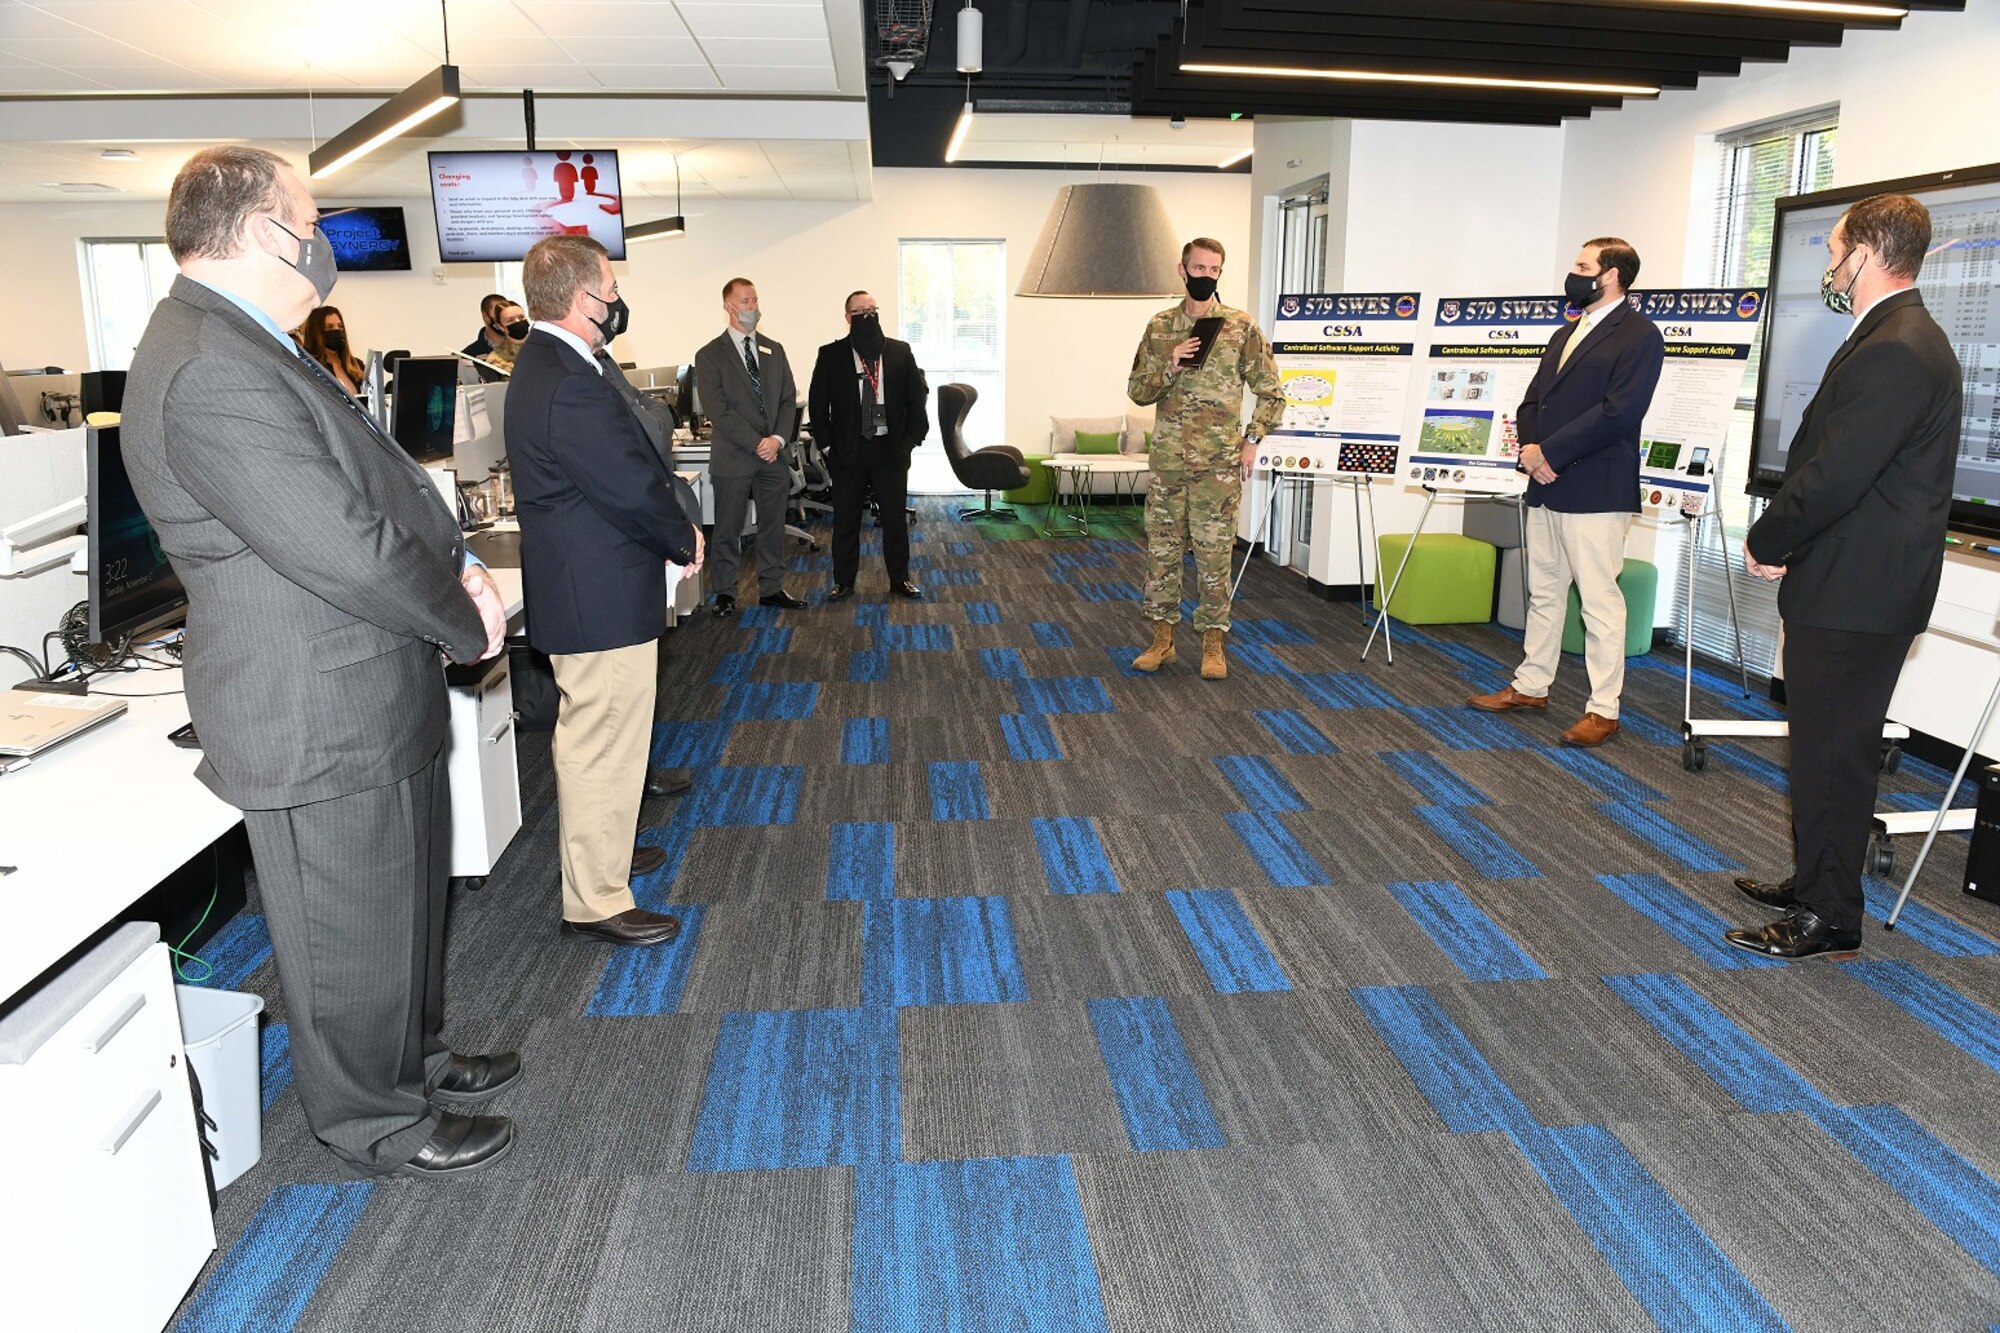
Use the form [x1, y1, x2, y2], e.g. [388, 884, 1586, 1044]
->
[1750, 160, 2000, 541]
[320, 206, 412, 272]
[428, 149, 626, 263]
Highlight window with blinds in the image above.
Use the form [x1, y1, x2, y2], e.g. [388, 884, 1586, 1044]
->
[1674, 110, 1838, 676]
[81, 238, 178, 371]
[899, 239, 1005, 450]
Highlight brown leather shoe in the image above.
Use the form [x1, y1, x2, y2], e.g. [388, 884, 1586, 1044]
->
[1466, 685, 1547, 712]
[631, 845, 666, 878]
[560, 908, 683, 946]
[1561, 712, 1621, 747]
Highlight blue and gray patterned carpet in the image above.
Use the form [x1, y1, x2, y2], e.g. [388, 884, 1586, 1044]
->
[174, 498, 1999, 1332]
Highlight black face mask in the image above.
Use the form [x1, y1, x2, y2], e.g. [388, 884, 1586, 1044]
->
[322, 329, 347, 353]
[504, 318, 531, 341]
[850, 312, 885, 358]
[1183, 273, 1218, 303]
[1564, 270, 1605, 307]
[584, 290, 629, 343]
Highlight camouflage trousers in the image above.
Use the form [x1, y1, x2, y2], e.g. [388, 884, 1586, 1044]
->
[1142, 467, 1240, 632]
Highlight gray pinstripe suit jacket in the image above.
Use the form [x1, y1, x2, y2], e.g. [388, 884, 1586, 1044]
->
[123, 276, 486, 810]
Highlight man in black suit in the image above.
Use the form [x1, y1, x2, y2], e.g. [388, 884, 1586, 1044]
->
[125, 147, 516, 1178]
[695, 278, 804, 615]
[808, 290, 930, 601]
[1729, 194, 1961, 960]
[507, 235, 704, 947]
[1467, 238, 1665, 747]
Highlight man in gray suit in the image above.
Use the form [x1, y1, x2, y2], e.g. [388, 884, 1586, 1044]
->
[695, 277, 804, 614]
[123, 147, 517, 1179]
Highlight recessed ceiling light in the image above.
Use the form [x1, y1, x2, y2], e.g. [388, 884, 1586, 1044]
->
[1179, 61, 1659, 98]
[44, 182, 125, 194]
[98, 149, 138, 161]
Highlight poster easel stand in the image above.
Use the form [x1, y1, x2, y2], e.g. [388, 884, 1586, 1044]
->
[1237, 467, 1388, 655]
[1360, 484, 1445, 664]
[1873, 615, 1998, 901]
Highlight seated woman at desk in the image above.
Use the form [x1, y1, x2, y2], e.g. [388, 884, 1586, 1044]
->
[477, 301, 530, 376]
[297, 305, 368, 399]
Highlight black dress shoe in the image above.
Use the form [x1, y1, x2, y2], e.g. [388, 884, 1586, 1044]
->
[428, 1052, 522, 1104]
[631, 845, 666, 878]
[645, 768, 693, 800]
[394, 1111, 514, 1178]
[560, 907, 683, 946]
[892, 580, 925, 599]
[1723, 909, 1862, 960]
[827, 584, 854, 602]
[760, 589, 808, 609]
[712, 594, 736, 617]
[1734, 874, 1798, 909]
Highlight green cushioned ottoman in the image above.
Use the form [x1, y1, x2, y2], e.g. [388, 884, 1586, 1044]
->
[1375, 533, 1497, 625]
[1561, 558, 1659, 656]
[1003, 452, 1055, 505]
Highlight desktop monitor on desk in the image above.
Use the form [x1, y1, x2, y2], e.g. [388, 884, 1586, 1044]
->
[390, 356, 459, 463]
[88, 425, 186, 643]
[675, 363, 705, 435]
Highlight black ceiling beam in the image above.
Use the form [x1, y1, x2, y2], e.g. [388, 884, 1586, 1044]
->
[1178, 21, 1732, 86]
[1133, 53, 1612, 116]
[1208, 0, 1858, 50]
[1195, 2, 1796, 64]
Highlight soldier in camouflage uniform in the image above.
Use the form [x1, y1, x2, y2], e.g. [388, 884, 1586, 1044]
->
[1127, 237, 1286, 680]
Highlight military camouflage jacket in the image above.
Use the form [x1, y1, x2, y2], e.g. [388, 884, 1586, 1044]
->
[1127, 300, 1286, 473]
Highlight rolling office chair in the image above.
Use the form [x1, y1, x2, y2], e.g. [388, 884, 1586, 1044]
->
[939, 383, 1028, 521]
[778, 407, 822, 551]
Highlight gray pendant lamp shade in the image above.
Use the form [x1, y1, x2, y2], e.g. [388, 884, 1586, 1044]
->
[1016, 182, 1182, 298]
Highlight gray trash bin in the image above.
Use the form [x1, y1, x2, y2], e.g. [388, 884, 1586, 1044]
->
[175, 985, 265, 1189]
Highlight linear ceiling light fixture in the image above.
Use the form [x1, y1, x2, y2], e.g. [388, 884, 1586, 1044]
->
[1179, 62, 1659, 98]
[945, 81, 975, 163]
[1217, 146, 1253, 169]
[309, 2, 461, 178]
[629, 155, 687, 243]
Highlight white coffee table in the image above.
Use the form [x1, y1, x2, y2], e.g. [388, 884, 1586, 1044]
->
[1044, 452, 1149, 537]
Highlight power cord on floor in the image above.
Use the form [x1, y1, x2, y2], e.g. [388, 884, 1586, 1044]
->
[169, 850, 222, 984]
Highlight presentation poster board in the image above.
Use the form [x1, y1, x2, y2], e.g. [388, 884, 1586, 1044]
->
[1632, 287, 1765, 516]
[429, 149, 627, 263]
[1402, 294, 1572, 494]
[1261, 292, 1423, 475]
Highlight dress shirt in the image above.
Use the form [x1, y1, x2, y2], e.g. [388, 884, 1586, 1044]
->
[1564, 299, 1618, 363]
[1844, 288, 1908, 341]
[853, 348, 889, 435]
[186, 276, 297, 350]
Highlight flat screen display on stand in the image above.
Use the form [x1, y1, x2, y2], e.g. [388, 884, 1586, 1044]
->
[1750, 161, 2000, 540]
[428, 149, 626, 262]
[390, 356, 460, 463]
[88, 425, 186, 642]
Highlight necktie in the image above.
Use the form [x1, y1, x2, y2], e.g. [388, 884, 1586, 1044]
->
[742, 335, 765, 417]
[1556, 319, 1585, 372]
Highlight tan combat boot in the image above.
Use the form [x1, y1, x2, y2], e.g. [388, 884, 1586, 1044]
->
[1133, 620, 1177, 672]
[1200, 629, 1227, 680]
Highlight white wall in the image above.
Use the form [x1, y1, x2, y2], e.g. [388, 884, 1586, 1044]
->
[1555, 3, 2000, 755]
[0, 167, 1249, 456]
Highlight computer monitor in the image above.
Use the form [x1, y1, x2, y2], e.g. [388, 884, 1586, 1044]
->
[390, 356, 459, 463]
[675, 363, 703, 433]
[88, 425, 186, 643]
[0, 361, 26, 436]
[80, 370, 126, 419]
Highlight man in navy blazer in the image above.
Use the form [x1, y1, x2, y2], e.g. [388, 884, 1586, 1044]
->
[507, 235, 703, 948]
[1469, 238, 1665, 746]
[1727, 194, 1961, 960]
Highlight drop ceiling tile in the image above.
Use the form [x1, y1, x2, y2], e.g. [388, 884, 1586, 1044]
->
[711, 63, 835, 92]
[514, 1, 691, 39]
[444, 34, 585, 64]
[0, 5, 95, 38]
[458, 62, 606, 88]
[549, 35, 705, 65]
[698, 36, 828, 68]
[0, 64, 110, 90]
[0, 34, 162, 64]
[584, 64, 721, 91]
[674, 3, 828, 42]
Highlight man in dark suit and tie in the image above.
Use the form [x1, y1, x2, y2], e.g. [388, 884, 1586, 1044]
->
[507, 235, 705, 947]
[695, 277, 804, 615]
[124, 147, 516, 1178]
[808, 290, 930, 601]
[1729, 194, 1961, 960]
[1467, 237, 1665, 747]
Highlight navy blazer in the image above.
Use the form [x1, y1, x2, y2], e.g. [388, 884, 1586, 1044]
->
[505, 329, 700, 656]
[1746, 289, 1960, 636]
[1517, 300, 1666, 514]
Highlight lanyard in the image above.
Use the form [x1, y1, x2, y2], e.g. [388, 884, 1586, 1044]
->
[859, 356, 881, 401]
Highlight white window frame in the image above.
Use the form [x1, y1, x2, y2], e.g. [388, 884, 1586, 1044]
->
[897, 237, 1006, 449]
[80, 237, 178, 372]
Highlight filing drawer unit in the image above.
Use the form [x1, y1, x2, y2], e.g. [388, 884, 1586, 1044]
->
[446, 652, 524, 883]
[0, 923, 216, 1331]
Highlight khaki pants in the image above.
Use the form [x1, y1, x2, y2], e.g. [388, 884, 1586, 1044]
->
[549, 639, 658, 922]
[1143, 467, 1241, 632]
[1515, 506, 1631, 718]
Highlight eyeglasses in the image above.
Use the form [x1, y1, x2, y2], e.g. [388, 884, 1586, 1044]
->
[849, 306, 879, 318]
